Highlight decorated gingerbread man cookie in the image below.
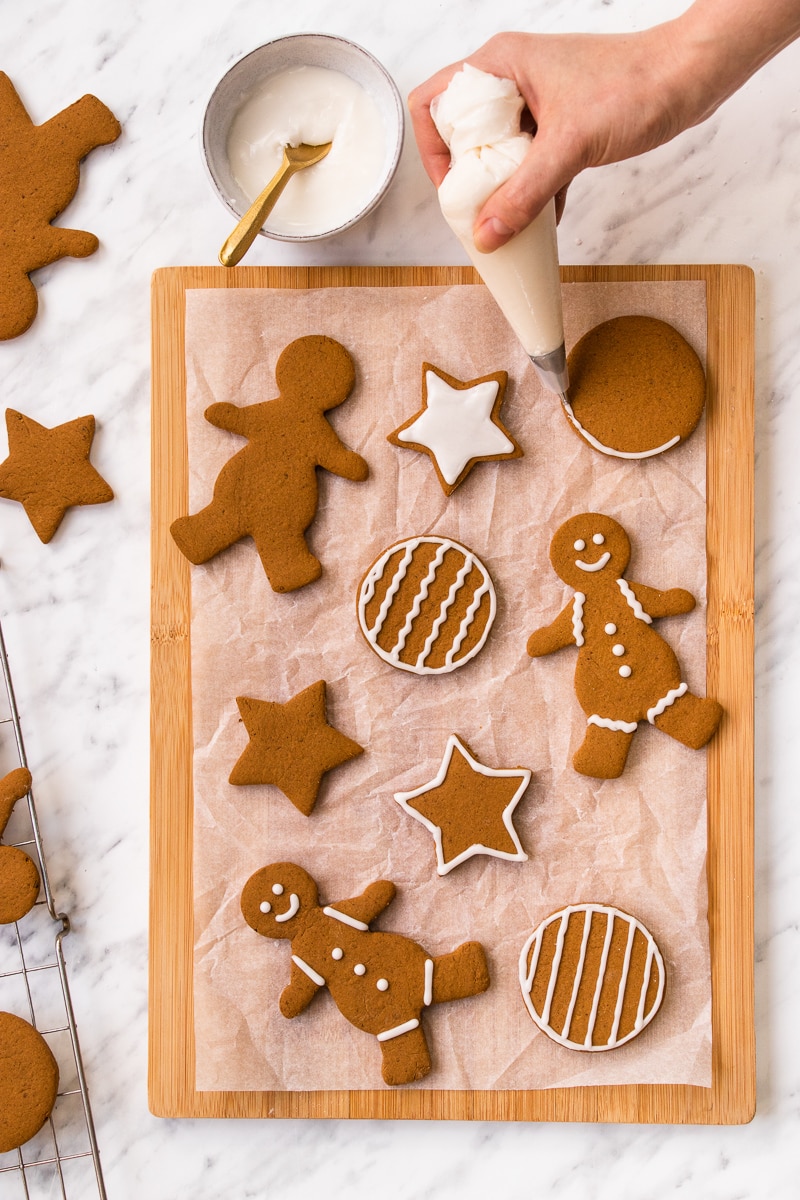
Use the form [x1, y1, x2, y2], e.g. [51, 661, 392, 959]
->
[171, 335, 368, 593]
[526, 513, 722, 779]
[241, 863, 490, 1085]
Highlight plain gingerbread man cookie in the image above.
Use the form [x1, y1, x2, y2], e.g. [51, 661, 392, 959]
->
[526, 513, 722, 779]
[241, 862, 490, 1085]
[0, 73, 121, 341]
[171, 335, 368, 593]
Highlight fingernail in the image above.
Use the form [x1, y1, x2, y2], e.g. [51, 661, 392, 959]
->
[474, 217, 515, 251]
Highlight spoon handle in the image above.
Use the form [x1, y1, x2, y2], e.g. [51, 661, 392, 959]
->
[219, 152, 296, 267]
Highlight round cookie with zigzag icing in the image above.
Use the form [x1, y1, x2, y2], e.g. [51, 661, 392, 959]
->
[356, 536, 496, 675]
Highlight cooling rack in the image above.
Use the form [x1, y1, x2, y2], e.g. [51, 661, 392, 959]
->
[0, 616, 106, 1199]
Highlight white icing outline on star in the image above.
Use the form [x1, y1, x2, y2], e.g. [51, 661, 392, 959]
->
[391, 365, 520, 491]
[394, 734, 531, 875]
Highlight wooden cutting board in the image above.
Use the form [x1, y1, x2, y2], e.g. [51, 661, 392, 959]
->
[150, 264, 754, 1123]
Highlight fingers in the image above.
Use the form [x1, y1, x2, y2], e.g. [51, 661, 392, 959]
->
[473, 135, 578, 250]
[408, 61, 464, 186]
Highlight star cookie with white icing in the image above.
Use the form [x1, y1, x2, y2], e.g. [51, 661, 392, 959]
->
[388, 362, 522, 495]
[394, 734, 531, 875]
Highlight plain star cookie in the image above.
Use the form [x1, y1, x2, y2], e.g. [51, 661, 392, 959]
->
[0, 1011, 59, 1152]
[357, 536, 496, 674]
[228, 680, 363, 816]
[387, 362, 522, 494]
[519, 903, 665, 1051]
[526, 512, 722, 779]
[0, 767, 39, 925]
[394, 735, 531, 874]
[561, 316, 706, 458]
[241, 862, 490, 1085]
[0, 410, 113, 542]
[0, 73, 121, 341]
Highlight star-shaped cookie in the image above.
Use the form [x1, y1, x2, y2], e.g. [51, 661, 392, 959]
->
[229, 680, 364, 816]
[0, 409, 113, 542]
[394, 734, 531, 874]
[388, 363, 522, 495]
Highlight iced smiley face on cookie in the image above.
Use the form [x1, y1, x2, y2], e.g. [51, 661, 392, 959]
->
[241, 863, 490, 1085]
[527, 513, 722, 779]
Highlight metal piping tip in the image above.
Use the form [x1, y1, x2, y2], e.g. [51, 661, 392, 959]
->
[529, 342, 569, 398]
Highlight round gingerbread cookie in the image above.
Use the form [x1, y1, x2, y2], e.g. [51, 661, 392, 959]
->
[562, 316, 705, 458]
[357, 536, 496, 674]
[0, 1011, 59, 1152]
[0, 845, 40, 924]
[519, 903, 665, 1051]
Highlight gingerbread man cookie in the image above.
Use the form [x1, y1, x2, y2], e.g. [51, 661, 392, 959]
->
[0, 73, 121, 340]
[526, 513, 722, 779]
[171, 336, 368, 593]
[241, 863, 490, 1085]
[0, 767, 39, 925]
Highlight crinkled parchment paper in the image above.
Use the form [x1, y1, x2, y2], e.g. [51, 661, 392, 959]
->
[187, 280, 711, 1091]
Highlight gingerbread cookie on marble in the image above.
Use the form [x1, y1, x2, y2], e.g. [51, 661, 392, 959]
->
[526, 513, 722, 778]
[171, 335, 368, 593]
[0, 767, 40, 925]
[0, 410, 113, 542]
[0, 73, 121, 341]
[561, 316, 706, 458]
[519, 903, 665, 1051]
[0, 1011, 59, 1152]
[388, 362, 522, 494]
[241, 862, 490, 1085]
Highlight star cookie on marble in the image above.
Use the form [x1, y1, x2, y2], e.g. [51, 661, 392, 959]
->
[0, 409, 113, 542]
[387, 362, 522, 495]
[229, 680, 364, 816]
[394, 734, 531, 875]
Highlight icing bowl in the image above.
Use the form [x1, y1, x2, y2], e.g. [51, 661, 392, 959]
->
[202, 34, 405, 243]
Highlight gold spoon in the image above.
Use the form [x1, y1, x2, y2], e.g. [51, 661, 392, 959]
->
[219, 141, 333, 267]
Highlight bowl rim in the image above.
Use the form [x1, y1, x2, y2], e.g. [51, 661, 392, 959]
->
[201, 32, 405, 243]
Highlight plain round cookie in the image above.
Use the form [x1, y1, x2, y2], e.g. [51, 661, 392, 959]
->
[562, 316, 706, 458]
[0, 1011, 59, 1152]
[0, 845, 40, 924]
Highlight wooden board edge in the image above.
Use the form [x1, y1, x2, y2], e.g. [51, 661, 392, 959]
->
[149, 264, 755, 1122]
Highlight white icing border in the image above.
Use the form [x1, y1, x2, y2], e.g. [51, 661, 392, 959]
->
[587, 714, 638, 734]
[394, 734, 531, 875]
[518, 903, 665, 1051]
[323, 906, 369, 932]
[647, 681, 688, 724]
[292, 954, 325, 987]
[357, 537, 497, 675]
[617, 579, 653, 624]
[572, 592, 585, 646]
[376, 1017, 420, 1042]
[561, 396, 682, 459]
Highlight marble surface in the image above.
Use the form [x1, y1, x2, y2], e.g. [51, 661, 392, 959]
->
[0, 0, 798, 1195]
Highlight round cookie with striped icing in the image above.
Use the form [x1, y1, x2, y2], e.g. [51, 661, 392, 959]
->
[561, 316, 705, 459]
[241, 862, 490, 1085]
[526, 512, 722, 778]
[357, 536, 496, 675]
[519, 903, 665, 1051]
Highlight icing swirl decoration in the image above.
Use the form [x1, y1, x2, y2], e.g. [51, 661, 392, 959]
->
[357, 536, 496, 675]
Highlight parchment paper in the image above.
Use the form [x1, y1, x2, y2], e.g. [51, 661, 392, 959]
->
[187, 280, 711, 1091]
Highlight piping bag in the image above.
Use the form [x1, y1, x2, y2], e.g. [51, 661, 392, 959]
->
[431, 64, 569, 398]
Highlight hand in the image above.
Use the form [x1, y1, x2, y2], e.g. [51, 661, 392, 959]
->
[409, 26, 698, 250]
[409, 3, 800, 250]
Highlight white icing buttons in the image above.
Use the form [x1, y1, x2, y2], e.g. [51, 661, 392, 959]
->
[272, 883, 284, 896]
[259, 901, 271, 914]
[612, 644, 625, 657]
[331, 947, 343, 960]
[604, 623, 616, 635]
[354, 963, 366, 976]
[573, 539, 586, 551]
[619, 665, 632, 678]
[592, 533, 605, 545]
[376, 978, 389, 991]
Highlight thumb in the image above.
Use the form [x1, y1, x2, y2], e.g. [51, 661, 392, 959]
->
[473, 134, 575, 251]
